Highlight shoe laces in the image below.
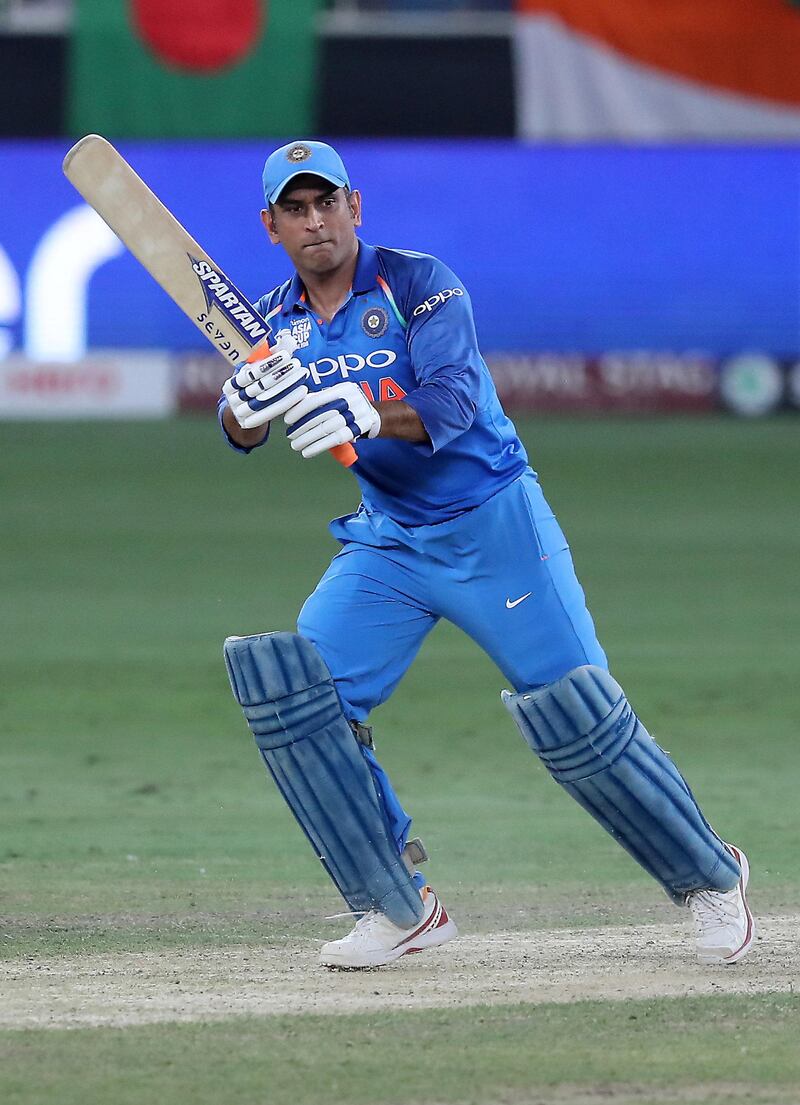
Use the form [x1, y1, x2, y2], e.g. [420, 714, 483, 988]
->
[688, 888, 740, 932]
[351, 910, 389, 936]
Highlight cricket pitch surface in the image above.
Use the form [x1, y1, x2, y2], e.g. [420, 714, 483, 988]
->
[2, 913, 797, 1030]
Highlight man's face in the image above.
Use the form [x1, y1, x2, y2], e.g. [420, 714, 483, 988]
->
[262, 176, 362, 276]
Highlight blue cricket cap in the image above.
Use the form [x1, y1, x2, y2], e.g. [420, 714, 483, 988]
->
[262, 140, 350, 205]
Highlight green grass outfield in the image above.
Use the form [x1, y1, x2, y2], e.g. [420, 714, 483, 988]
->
[1, 415, 799, 1103]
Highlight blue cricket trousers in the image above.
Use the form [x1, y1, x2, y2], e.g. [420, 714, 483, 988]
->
[297, 470, 608, 855]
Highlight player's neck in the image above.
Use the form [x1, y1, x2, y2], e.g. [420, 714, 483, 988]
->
[298, 249, 358, 323]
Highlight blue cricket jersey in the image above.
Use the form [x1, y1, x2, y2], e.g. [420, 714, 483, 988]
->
[219, 239, 529, 525]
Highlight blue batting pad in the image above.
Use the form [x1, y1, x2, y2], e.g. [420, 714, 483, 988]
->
[224, 632, 423, 928]
[503, 666, 740, 902]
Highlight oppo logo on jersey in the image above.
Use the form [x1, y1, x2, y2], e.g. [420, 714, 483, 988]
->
[412, 287, 464, 316]
[307, 349, 397, 385]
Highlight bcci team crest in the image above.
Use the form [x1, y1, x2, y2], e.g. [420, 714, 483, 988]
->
[361, 306, 389, 339]
[286, 143, 312, 164]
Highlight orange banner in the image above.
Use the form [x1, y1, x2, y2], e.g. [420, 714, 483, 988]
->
[516, 0, 800, 106]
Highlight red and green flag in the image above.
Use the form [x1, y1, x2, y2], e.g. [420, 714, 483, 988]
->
[68, 0, 322, 138]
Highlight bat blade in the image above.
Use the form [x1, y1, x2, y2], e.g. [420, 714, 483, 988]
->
[63, 134, 261, 365]
[62, 134, 356, 466]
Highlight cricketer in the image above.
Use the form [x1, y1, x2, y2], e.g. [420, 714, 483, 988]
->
[219, 141, 755, 970]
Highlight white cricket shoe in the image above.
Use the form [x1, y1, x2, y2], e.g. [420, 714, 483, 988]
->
[687, 843, 756, 964]
[320, 885, 458, 969]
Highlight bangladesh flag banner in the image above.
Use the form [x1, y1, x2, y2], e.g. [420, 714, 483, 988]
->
[69, 0, 322, 138]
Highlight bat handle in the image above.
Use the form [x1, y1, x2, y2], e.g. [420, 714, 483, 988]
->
[330, 443, 358, 467]
[246, 341, 358, 468]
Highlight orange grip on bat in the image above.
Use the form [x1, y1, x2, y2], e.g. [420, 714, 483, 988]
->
[246, 342, 358, 468]
[330, 442, 358, 467]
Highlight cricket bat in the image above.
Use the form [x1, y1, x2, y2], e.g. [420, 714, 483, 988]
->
[62, 134, 357, 467]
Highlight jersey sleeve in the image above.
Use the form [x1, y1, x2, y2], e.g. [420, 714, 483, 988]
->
[397, 255, 481, 455]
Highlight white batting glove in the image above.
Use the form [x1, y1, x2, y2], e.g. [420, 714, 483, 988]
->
[284, 382, 381, 459]
[222, 332, 309, 430]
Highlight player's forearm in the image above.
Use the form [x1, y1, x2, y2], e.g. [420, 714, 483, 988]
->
[374, 400, 430, 444]
[222, 403, 269, 448]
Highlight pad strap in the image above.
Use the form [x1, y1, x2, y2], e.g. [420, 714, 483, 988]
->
[401, 837, 429, 875]
[350, 720, 374, 748]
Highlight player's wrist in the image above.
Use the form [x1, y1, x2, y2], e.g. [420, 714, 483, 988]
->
[371, 399, 428, 443]
[222, 402, 269, 446]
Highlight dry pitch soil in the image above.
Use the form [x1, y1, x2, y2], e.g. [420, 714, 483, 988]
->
[1, 913, 797, 1030]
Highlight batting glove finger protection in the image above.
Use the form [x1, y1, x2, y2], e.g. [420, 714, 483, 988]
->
[223, 355, 310, 429]
[284, 382, 381, 458]
[231, 329, 298, 388]
[232, 349, 291, 390]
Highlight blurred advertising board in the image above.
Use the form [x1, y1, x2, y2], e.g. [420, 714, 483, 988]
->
[175, 350, 799, 417]
[0, 353, 174, 418]
[3, 348, 795, 418]
[487, 352, 717, 413]
[2, 140, 799, 361]
[2, 139, 799, 417]
[177, 350, 718, 414]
